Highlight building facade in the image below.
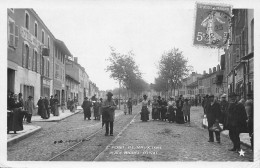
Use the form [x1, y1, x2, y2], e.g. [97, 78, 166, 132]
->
[225, 9, 254, 98]
[7, 9, 55, 103]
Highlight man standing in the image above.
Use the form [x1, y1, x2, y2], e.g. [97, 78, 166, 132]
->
[225, 93, 248, 152]
[102, 92, 117, 136]
[24, 96, 35, 123]
[220, 94, 228, 126]
[127, 98, 133, 115]
[44, 97, 50, 119]
[50, 95, 54, 114]
[206, 95, 221, 143]
[245, 92, 253, 150]
[81, 97, 92, 120]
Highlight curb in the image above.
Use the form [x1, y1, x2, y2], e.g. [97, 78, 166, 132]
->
[202, 123, 251, 148]
[33, 109, 82, 122]
[7, 126, 42, 147]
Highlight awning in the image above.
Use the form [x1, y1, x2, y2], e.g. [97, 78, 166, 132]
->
[241, 52, 254, 60]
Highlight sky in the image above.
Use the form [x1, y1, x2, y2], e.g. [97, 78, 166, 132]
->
[33, 0, 225, 91]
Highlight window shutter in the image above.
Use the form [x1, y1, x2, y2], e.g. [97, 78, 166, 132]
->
[9, 21, 15, 47]
[22, 44, 26, 67]
[28, 47, 32, 70]
[32, 50, 35, 71]
[37, 53, 40, 73]
[14, 25, 19, 48]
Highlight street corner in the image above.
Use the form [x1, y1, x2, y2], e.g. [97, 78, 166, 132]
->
[7, 124, 42, 146]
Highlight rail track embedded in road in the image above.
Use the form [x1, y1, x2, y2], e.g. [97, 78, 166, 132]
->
[48, 105, 141, 161]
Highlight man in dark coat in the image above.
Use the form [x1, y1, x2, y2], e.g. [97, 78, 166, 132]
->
[226, 92, 248, 152]
[206, 95, 221, 143]
[220, 94, 228, 125]
[127, 98, 133, 115]
[245, 92, 253, 150]
[44, 97, 50, 119]
[81, 97, 92, 120]
[102, 92, 117, 136]
[50, 95, 54, 114]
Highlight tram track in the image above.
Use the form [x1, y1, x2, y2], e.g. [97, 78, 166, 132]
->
[48, 104, 141, 161]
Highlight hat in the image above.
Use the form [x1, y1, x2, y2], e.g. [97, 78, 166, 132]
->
[208, 95, 214, 98]
[84, 97, 88, 100]
[106, 92, 113, 97]
[228, 92, 237, 97]
[28, 96, 33, 99]
[143, 94, 147, 98]
[221, 94, 227, 98]
[158, 96, 161, 99]
[205, 94, 209, 98]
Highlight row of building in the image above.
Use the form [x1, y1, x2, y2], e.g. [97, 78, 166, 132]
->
[7, 8, 100, 106]
[156, 9, 254, 100]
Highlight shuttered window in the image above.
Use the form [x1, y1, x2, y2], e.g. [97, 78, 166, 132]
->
[8, 19, 15, 47]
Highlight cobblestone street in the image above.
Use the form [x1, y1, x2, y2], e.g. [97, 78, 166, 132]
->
[95, 106, 253, 161]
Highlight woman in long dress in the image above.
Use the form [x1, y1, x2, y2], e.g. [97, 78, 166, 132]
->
[53, 94, 59, 116]
[167, 97, 176, 123]
[152, 97, 160, 120]
[140, 95, 149, 122]
[161, 98, 167, 121]
[176, 96, 185, 124]
[37, 97, 48, 119]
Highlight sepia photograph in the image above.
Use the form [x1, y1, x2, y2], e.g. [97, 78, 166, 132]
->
[1, 0, 259, 167]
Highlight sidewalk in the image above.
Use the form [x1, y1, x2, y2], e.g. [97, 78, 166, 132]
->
[7, 124, 41, 146]
[7, 106, 82, 146]
[194, 106, 251, 148]
[31, 106, 82, 122]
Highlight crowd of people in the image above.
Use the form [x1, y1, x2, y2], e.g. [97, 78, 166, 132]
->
[140, 94, 192, 124]
[202, 92, 254, 152]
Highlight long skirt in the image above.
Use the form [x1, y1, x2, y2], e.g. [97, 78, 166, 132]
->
[175, 108, 184, 124]
[152, 108, 160, 120]
[39, 106, 48, 119]
[167, 106, 175, 122]
[7, 108, 24, 132]
[94, 107, 99, 117]
[141, 106, 149, 121]
[53, 104, 59, 116]
[161, 107, 167, 120]
[84, 108, 91, 119]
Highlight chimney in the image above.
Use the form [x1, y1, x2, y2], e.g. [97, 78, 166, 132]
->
[209, 68, 212, 74]
[217, 64, 220, 71]
[213, 67, 216, 72]
[192, 72, 195, 75]
[74, 57, 78, 63]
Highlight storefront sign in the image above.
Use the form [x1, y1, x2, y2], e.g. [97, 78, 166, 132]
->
[20, 26, 42, 48]
[193, 3, 232, 48]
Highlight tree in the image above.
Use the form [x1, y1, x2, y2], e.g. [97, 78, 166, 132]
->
[153, 75, 168, 97]
[106, 47, 146, 98]
[158, 48, 192, 97]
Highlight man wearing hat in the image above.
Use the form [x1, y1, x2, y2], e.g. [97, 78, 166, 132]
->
[81, 97, 92, 120]
[24, 96, 35, 123]
[102, 92, 117, 136]
[225, 92, 247, 152]
[206, 95, 221, 143]
[220, 94, 228, 125]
